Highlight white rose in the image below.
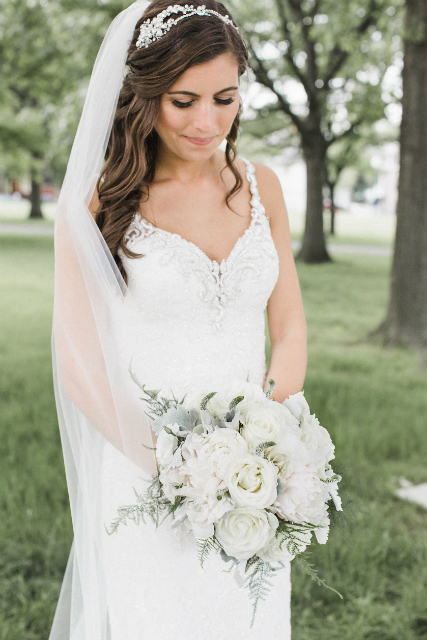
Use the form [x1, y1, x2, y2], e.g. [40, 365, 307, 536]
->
[241, 401, 298, 451]
[265, 448, 294, 482]
[225, 454, 277, 508]
[258, 528, 312, 563]
[206, 382, 267, 419]
[185, 495, 234, 539]
[198, 428, 248, 479]
[274, 469, 330, 531]
[216, 507, 278, 560]
[156, 430, 178, 468]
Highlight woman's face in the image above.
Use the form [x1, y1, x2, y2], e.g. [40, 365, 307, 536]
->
[155, 53, 240, 162]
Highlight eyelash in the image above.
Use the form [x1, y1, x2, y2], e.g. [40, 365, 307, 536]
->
[171, 97, 235, 109]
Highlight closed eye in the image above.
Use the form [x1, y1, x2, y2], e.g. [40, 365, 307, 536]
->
[171, 100, 193, 109]
[215, 97, 235, 105]
[171, 97, 236, 109]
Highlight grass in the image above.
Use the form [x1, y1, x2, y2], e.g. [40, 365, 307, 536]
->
[1, 236, 426, 639]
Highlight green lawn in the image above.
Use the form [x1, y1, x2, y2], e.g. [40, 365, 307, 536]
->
[0, 236, 426, 639]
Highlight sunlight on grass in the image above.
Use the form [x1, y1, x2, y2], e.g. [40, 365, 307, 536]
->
[1, 237, 426, 639]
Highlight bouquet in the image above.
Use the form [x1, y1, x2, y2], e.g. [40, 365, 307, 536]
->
[109, 379, 342, 625]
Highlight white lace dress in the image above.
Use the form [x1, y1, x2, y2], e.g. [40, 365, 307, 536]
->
[100, 159, 292, 639]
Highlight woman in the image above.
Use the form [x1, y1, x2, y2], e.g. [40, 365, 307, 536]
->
[50, 1, 307, 638]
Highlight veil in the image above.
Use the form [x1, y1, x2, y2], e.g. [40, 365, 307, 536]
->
[49, 2, 155, 638]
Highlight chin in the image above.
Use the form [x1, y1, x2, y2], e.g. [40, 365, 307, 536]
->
[175, 143, 221, 162]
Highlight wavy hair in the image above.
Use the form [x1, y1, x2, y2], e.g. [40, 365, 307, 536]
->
[95, 0, 248, 281]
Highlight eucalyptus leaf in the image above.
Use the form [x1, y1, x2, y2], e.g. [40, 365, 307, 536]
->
[200, 392, 217, 411]
[254, 441, 276, 456]
[229, 395, 244, 410]
[265, 379, 275, 399]
[151, 406, 198, 435]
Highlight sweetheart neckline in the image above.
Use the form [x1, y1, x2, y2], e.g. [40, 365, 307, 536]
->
[132, 212, 257, 269]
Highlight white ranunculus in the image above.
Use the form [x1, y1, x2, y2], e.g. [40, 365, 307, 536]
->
[156, 429, 178, 468]
[258, 528, 312, 563]
[215, 507, 278, 560]
[241, 400, 298, 451]
[274, 469, 330, 530]
[198, 428, 248, 479]
[185, 495, 234, 539]
[206, 382, 268, 419]
[225, 454, 277, 508]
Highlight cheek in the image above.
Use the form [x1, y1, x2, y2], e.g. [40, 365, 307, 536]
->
[156, 104, 186, 137]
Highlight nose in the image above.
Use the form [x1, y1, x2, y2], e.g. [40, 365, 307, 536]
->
[192, 101, 214, 134]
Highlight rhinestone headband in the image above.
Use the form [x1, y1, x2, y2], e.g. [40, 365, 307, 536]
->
[136, 4, 239, 49]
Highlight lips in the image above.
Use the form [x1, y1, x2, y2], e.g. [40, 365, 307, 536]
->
[184, 136, 216, 146]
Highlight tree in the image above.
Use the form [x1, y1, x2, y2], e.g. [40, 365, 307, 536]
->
[377, 0, 427, 355]
[0, 0, 130, 217]
[232, 0, 401, 262]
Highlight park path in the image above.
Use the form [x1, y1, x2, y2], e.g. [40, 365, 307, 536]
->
[0, 222, 392, 257]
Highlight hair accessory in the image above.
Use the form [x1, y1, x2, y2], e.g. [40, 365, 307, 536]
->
[136, 4, 239, 49]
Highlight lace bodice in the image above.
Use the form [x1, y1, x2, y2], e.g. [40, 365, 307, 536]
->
[120, 159, 279, 396]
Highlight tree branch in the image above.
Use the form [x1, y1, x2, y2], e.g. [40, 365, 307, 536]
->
[323, 0, 381, 86]
[249, 46, 307, 135]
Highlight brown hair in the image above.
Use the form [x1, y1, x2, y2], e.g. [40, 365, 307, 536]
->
[95, 0, 248, 281]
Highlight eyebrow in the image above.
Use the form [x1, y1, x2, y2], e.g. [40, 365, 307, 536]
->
[167, 86, 239, 96]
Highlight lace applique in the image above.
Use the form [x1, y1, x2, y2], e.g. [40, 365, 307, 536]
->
[124, 159, 279, 331]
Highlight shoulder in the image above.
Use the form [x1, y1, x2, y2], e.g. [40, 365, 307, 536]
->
[88, 186, 100, 220]
[246, 161, 287, 227]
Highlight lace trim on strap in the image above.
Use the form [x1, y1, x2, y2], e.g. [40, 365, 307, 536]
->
[240, 157, 267, 224]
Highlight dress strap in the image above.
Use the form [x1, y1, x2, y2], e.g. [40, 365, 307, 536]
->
[240, 157, 267, 222]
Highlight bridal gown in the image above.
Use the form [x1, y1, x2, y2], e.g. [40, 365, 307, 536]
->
[100, 159, 292, 639]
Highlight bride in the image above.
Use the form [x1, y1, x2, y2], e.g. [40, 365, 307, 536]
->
[50, 0, 307, 638]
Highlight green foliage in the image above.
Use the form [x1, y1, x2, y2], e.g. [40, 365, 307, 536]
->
[0, 0, 131, 186]
[107, 475, 182, 533]
[197, 535, 221, 568]
[232, 0, 404, 182]
[245, 556, 284, 627]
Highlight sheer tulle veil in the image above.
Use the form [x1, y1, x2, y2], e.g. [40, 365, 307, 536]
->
[50, 2, 155, 637]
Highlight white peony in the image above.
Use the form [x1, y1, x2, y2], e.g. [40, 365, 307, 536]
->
[197, 428, 248, 479]
[185, 495, 234, 539]
[282, 391, 311, 421]
[258, 528, 312, 563]
[216, 507, 278, 560]
[282, 392, 335, 476]
[156, 429, 178, 468]
[299, 415, 335, 478]
[225, 454, 277, 508]
[241, 400, 298, 451]
[269, 428, 312, 473]
[274, 469, 330, 533]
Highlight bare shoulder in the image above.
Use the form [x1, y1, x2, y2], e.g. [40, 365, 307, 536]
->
[250, 161, 287, 226]
[88, 187, 100, 220]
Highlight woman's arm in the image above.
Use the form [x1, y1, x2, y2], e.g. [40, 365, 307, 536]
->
[254, 163, 307, 403]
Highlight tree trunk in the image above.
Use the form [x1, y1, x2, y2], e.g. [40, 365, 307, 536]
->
[378, 0, 427, 354]
[296, 144, 331, 262]
[329, 182, 336, 236]
[29, 168, 43, 219]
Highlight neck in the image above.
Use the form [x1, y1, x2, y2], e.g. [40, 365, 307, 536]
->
[154, 145, 222, 184]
